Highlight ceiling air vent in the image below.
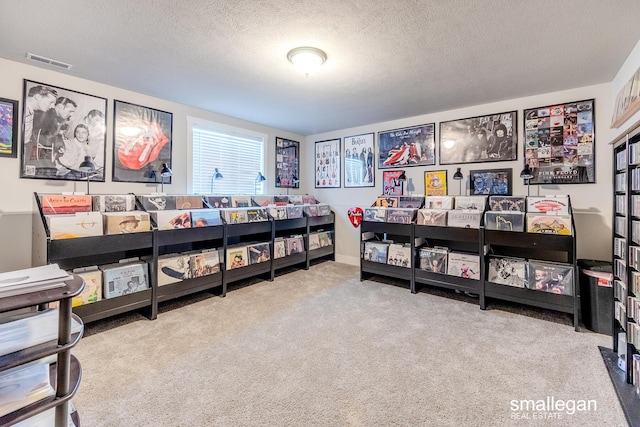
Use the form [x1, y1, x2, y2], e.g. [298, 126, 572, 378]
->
[26, 53, 72, 70]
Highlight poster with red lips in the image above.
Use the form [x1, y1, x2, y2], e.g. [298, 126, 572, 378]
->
[112, 100, 173, 183]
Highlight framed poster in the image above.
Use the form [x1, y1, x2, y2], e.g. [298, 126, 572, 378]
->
[112, 100, 173, 183]
[315, 138, 340, 188]
[344, 132, 375, 187]
[424, 170, 448, 196]
[382, 170, 405, 196]
[275, 137, 299, 188]
[20, 80, 107, 181]
[439, 111, 517, 165]
[378, 123, 435, 169]
[524, 99, 595, 184]
[0, 97, 18, 158]
[469, 168, 512, 195]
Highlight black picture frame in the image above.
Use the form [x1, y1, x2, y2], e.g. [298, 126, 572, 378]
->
[315, 138, 341, 188]
[275, 136, 299, 189]
[112, 100, 173, 183]
[20, 79, 108, 181]
[469, 168, 513, 195]
[523, 99, 595, 184]
[0, 97, 18, 158]
[378, 123, 435, 169]
[344, 132, 375, 187]
[439, 111, 517, 165]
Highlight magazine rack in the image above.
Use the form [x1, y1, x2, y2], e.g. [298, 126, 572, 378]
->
[0, 275, 84, 426]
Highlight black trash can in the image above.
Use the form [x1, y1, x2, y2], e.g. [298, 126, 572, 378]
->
[578, 259, 613, 336]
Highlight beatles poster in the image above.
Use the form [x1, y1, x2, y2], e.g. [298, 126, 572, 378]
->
[315, 138, 340, 188]
[344, 132, 374, 187]
[378, 124, 435, 169]
[524, 99, 595, 184]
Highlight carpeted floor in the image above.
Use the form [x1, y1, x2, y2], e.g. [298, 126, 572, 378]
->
[72, 262, 627, 426]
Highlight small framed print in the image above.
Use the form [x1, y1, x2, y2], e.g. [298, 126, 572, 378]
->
[382, 170, 405, 196]
[0, 97, 18, 158]
[344, 132, 375, 187]
[275, 137, 299, 188]
[424, 170, 448, 196]
[315, 138, 340, 188]
[469, 168, 512, 195]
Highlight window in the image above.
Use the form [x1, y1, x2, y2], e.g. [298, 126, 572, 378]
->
[189, 118, 266, 195]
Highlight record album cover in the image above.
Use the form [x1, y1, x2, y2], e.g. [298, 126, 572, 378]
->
[252, 195, 275, 206]
[46, 212, 103, 240]
[286, 205, 303, 219]
[375, 196, 399, 208]
[226, 246, 248, 270]
[317, 204, 332, 216]
[148, 210, 189, 230]
[40, 194, 92, 215]
[207, 196, 232, 208]
[274, 238, 287, 259]
[484, 211, 525, 231]
[189, 250, 221, 277]
[231, 195, 252, 208]
[286, 236, 304, 255]
[526, 196, 570, 214]
[487, 256, 527, 287]
[488, 195, 526, 212]
[157, 254, 191, 285]
[303, 204, 319, 217]
[397, 196, 425, 209]
[190, 209, 222, 227]
[268, 206, 288, 220]
[364, 207, 387, 222]
[138, 195, 177, 211]
[176, 195, 203, 209]
[308, 233, 321, 251]
[92, 194, 136, 212]
[419, 247, 448, 273]
[416, 209, 448, 226]
[101, 261, 149, 298]
[387, 243, 411, 268]
[222, 209, 249, 224]
[528, 260, 574, 295]
[446, 252, 480, 280]
[364, 241, 389, 264]
[247, 208, 269, 222]
[386, 208, 416, 224]
[526, 214, 572, 235]
[72, 268, 102, 307]
[447, 210, 482, 229]
[424, 196, 454, 210]
[318, 231, 333, 247]
[454, 196, 487, 210]
[247, 242, 271, 264]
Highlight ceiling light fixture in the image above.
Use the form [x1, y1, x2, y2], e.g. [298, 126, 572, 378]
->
[287, 47, 327, 76]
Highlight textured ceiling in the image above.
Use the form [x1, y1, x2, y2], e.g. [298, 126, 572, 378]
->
[1, 1, 640, 135]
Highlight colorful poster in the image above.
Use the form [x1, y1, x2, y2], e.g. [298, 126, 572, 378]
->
[424, 170, 448, 196]
[378, 124, 435, 169]
[315, 138, 340, 188]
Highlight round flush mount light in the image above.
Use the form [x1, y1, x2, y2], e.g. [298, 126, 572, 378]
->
[287, 47, 327, 76]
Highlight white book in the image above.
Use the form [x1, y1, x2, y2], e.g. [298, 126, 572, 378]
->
[0, 264, 70, 297]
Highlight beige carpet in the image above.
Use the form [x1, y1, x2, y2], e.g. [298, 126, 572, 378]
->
[72, 262, 627, 426]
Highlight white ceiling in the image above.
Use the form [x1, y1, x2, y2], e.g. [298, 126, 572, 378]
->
[1, 1, 640, 136]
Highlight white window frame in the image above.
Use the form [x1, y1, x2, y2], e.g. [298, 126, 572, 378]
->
[187, 116, 267, 195]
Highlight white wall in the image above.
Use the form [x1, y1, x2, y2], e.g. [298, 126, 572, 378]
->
[611, 38, 640, 141]
[0, 58, 304, 272]
[304, 83, 613, 266]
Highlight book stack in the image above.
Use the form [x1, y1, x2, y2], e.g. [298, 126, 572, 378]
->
[0, 264, 70, 298]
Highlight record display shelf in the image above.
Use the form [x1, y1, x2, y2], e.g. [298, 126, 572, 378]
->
[272, 215, 308, 278]
[307, 212, 336, 268]
[483, 211, 578, 330]
[0, 275, 84, 427]
[360, 221, 415, 286]
[224, 220, 274, 291]
[413, 224, 484, 307]
[154, 224, 225, 305]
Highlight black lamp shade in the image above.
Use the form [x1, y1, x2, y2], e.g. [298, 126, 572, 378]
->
[160, 163, 173, 177]
[78, 156, 96, 172]
[256, 172, 266, 182]
[453, 168, 463, 180]
[213, 168, 223, 180]
[520, 164, 533, 179]
[398, 171, 407, 181]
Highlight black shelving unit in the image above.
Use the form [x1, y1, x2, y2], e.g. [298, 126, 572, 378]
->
[0, 275, 84, 427]
[224, 220, 274, 292]
[307, 213, 336, 268]
[483, 227, 578, 330]
[413, 225, 484, 307]
[360, 221, 414, 285]
[154, 225, 225, 307]
[32, 193, 155, 323]
[272, 216, 308, 278]
[604, 129, 640, 426]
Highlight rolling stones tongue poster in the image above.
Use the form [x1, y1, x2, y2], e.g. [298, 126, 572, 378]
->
[112, 100, 173, 183]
